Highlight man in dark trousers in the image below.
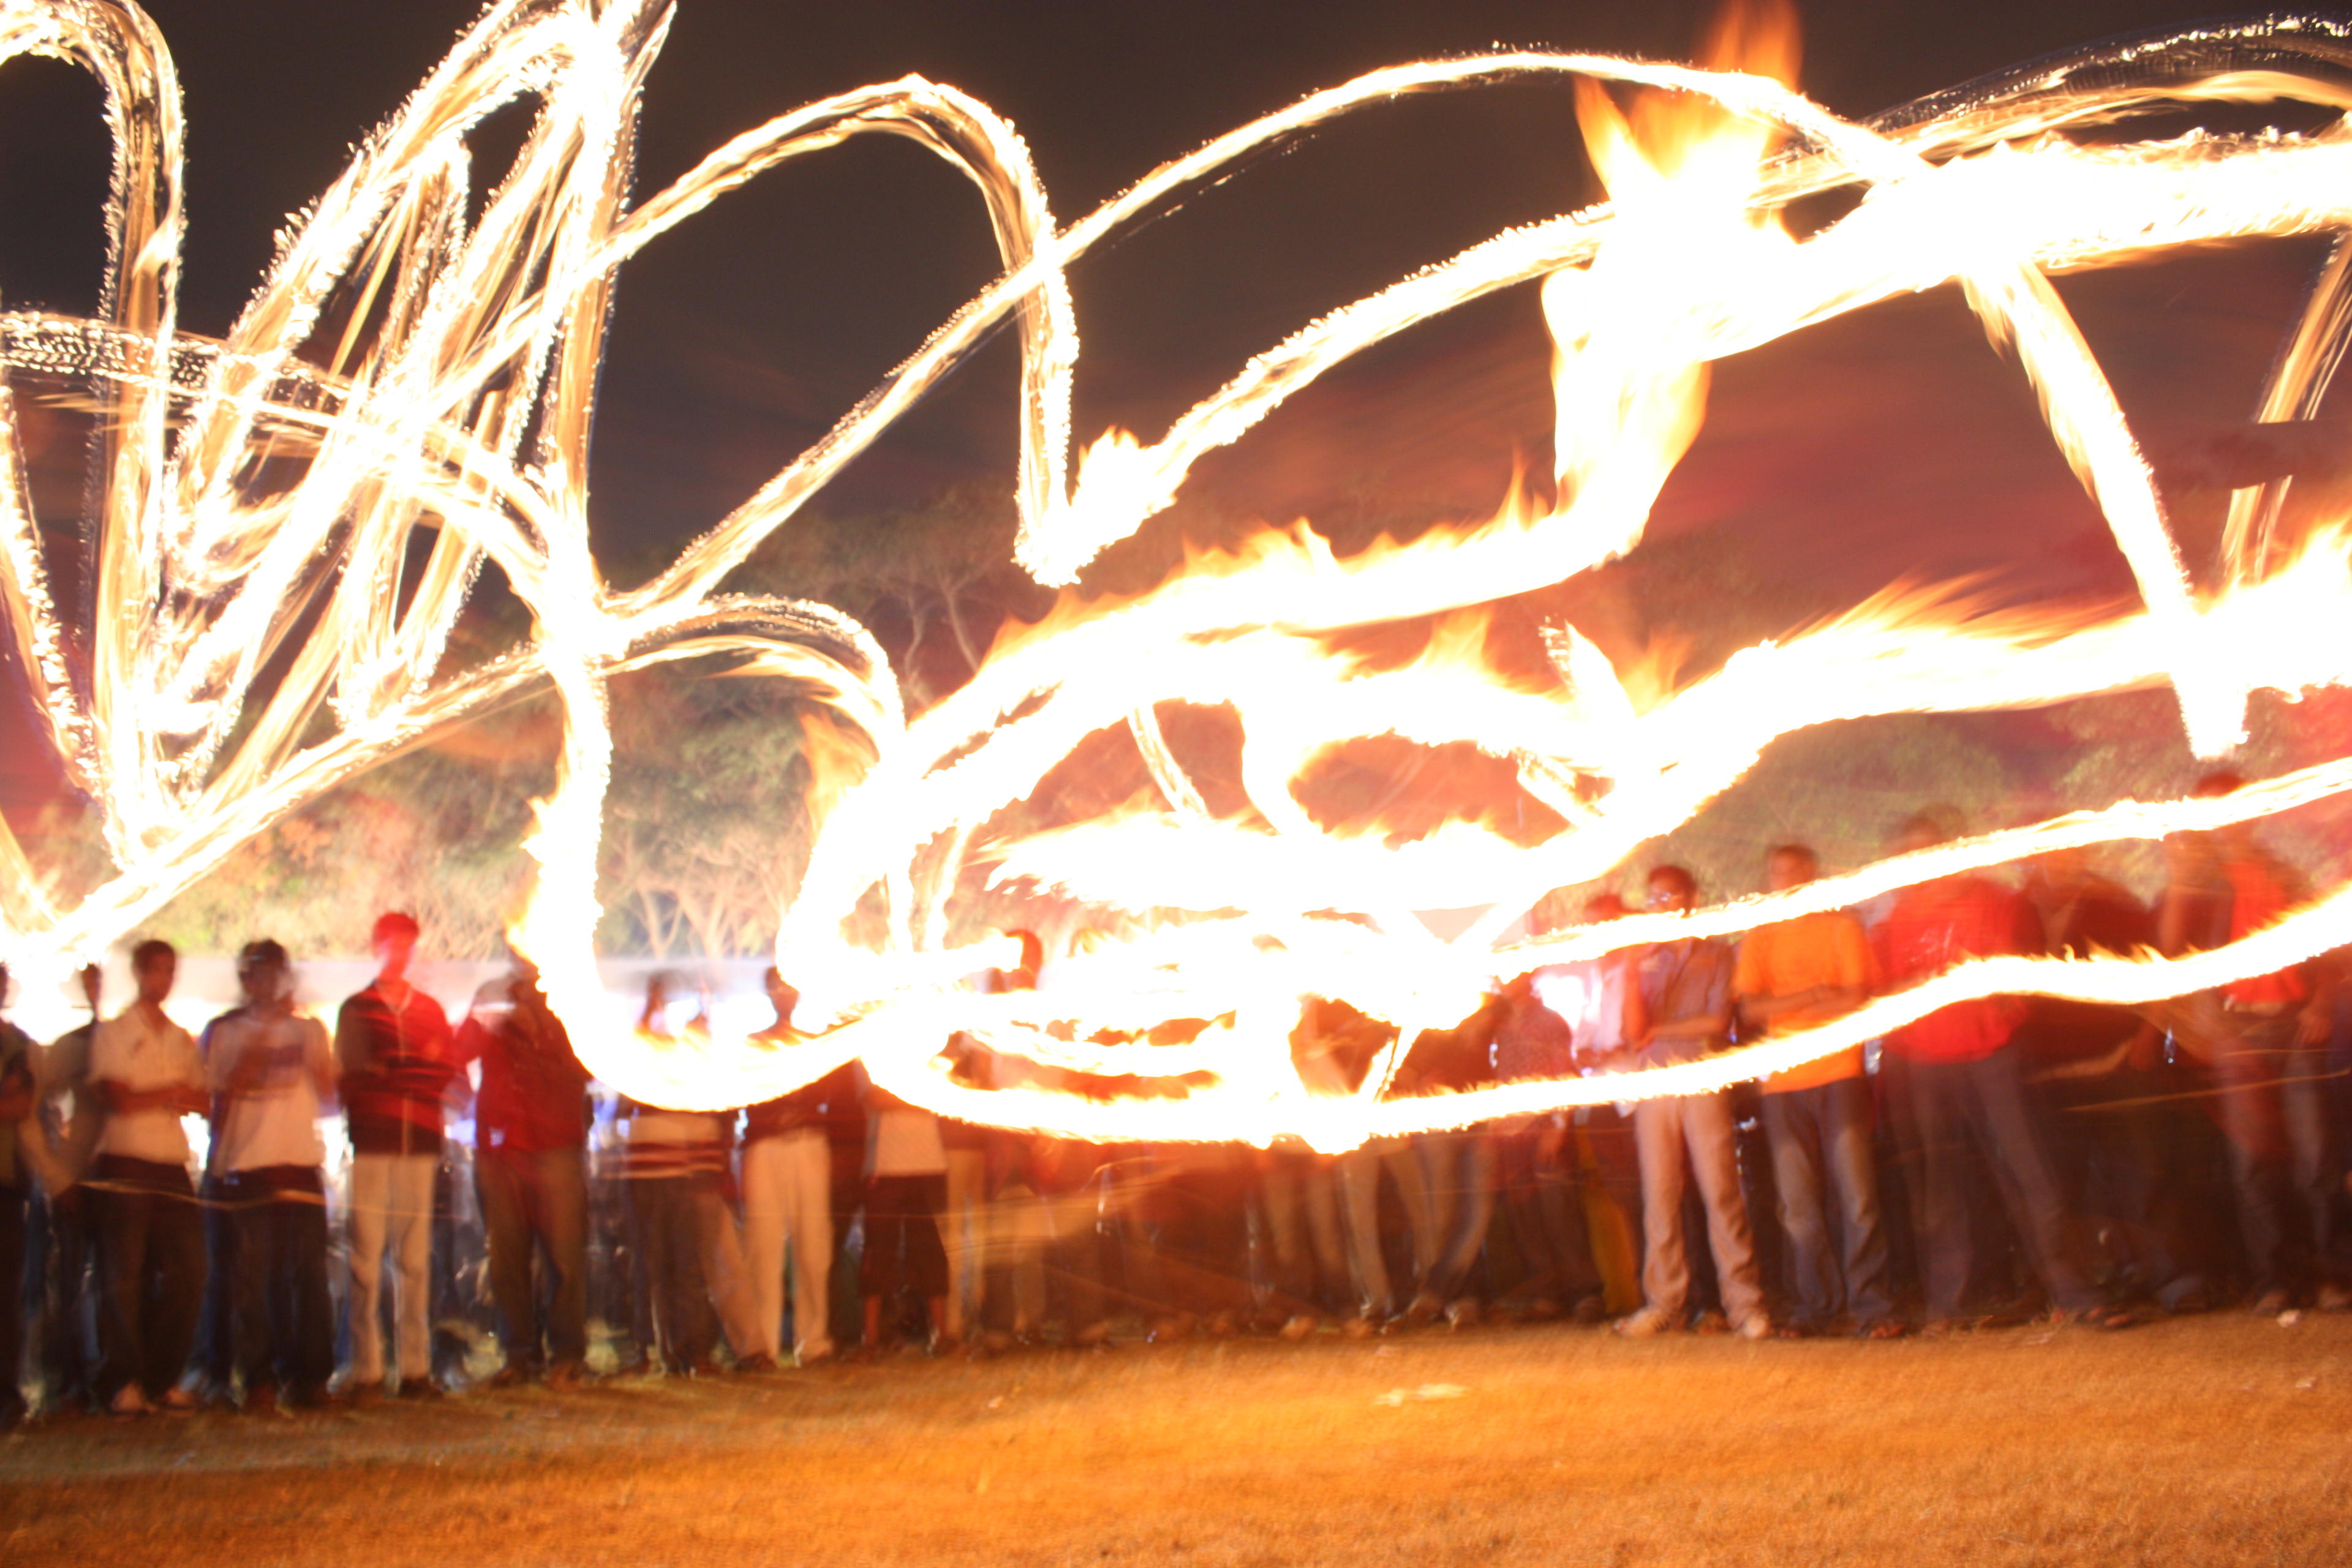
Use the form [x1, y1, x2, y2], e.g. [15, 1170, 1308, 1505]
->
[458, 956, 594, 1387]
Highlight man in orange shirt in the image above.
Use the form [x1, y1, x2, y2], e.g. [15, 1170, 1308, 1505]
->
[2162, 772, 2342, 1312]
[1734, 844, 1897, 1337]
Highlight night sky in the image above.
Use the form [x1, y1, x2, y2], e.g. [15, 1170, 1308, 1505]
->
[0, 2, 2331, 813]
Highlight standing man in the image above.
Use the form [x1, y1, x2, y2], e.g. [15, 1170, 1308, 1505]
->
[336, 911, 458, 1400]
[458, 956, 594, 1388]
[1489, 970, 1604, 1322]
[203, 941, 339, 1410]
[2022, 846, 2209, 1312]
[1877, 816, 2130, 1332]
[26, 963, 104, 1415]
[1734, 845, 1898, 1337]
[1615, 865, 1770, 1339]
[1, 963, 37, 1428]
[739, 970, 851, 1367]
[88, 940, 209, 1414]
[2162, 771, 2342, 1311]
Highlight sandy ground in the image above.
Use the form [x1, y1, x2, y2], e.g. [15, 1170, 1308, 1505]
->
[4, 1313, 2349, 1567]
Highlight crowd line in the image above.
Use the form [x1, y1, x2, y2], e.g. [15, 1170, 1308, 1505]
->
[1, 772, 2347, 1429]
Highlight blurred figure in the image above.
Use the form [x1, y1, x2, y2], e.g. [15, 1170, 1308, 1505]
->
[335, 911, 459, 1400]
[2022, 846, 2210, 1311]
[1, 962, 36, 1428]
[88, 939, 209, 1415]
[2161, 772, 2343, 1311]
[458, 956, 593, 1387]
[1615, 865, 1770, 1339]
[1489, 969, 1604, 1322]
[1318, 1000, 1428, 1327]
[1395, 1000, 1504, 1326]
[739, 969, 851, 1366]
[1257, 1015, 1353, 1328]
[202, 941, 338, 1411]
[1877, 818, 2128, 1331]
[1735, 845, 1896, 1336]
[617, 974, 727, 1375]
[859, 1074, 952, 1354]
[938, 932, 1040, 1342]
[1545, 893, 1645, 1315]
[25, 963, 104, 1414]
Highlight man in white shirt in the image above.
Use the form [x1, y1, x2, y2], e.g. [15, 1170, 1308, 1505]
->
[203, 941, 338, 1411]
[88, 940, 208, 1415]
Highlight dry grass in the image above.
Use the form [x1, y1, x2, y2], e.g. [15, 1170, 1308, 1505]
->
[4, 1314, 2350, 1566]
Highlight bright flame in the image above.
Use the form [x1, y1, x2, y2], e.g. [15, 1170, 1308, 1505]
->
[4, 2, 2352, 1147]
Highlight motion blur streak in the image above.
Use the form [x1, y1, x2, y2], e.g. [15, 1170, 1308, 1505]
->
[5, 1, 2352, 1141]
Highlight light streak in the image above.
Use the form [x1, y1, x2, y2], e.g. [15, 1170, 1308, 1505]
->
[2, 2, 2351, 1145]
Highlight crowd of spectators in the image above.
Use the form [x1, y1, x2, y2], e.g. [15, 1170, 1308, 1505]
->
[1, 774, 2346, 1428]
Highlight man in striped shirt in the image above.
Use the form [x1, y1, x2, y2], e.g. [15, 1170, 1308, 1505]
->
[334, 911, 458, 1400]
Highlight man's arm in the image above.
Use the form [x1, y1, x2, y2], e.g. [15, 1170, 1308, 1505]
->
[1618, 954, 1651, 1049]
[94, 1077, 209, 1115]
[1740, 984, 1847, 1028]
[0, 1050, 34, 1122]
[304, 1017, 340, 1104]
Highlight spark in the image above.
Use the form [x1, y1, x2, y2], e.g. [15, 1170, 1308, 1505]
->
[2, 2, 2351, 1146]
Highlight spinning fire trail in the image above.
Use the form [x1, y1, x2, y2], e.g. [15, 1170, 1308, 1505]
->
[4, 0, 2352, 1145]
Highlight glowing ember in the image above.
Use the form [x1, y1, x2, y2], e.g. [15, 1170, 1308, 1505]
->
[4, 1, 2352, 1145]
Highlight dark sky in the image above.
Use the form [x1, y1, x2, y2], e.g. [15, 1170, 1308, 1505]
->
[0, 2, 2332, 813]
[0, 1, 2293, 535]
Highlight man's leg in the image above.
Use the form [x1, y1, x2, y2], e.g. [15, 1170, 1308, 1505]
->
[539, 1149, 591, 1371]
[1427, 1131, 1498, 1305]
[1970, 1049, 2100, 1313]
[345, 1156, 389, 1387]
[781, 1132, 834, 1359]
[1761, 1090, 1833, 1330]
[0, 1184, 24, 1422]
[1821, 1075, 1894, 1327]
[1259, 1153, 1309, 1308]
[739, 1138, 790, 1360]
[286, 1193, 335, 1399]
[2213, 1020, 2292, 1298]
[475, 1151, 540, 1374]
[1336, 1142, 1396, 1320]
[1577, 1107, 1645, 1316]
[1633, 1099, 1693, 1322]
[385, 1155, 438, 1384]
[941, 1146, 989, 1341]
[145, 1174, 206, 1400]
[1385, 1139, 1438, 1303]
[228, 1191, 276, 1397]
[693, 1173, 761, 1360]
[194, 1176, 235, 1395]
[1905, 1059, 1977, 1322]
[1684, 1091, 1766, 1330]
[2277, 1043, 2338, 1291]
[91, 1184, 150, 1404]
[1301, 1157, 1348, 1314]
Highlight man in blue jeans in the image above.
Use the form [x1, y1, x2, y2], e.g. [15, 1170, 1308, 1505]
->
[1735, 845, 1898, 1337]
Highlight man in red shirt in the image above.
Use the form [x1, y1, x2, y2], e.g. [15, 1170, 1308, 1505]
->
[1877, 814, 2128, 1330]
[334, 912, 460, 1398]
[2160, 771, 2342, 1312]
[457, 956, 594, 1387]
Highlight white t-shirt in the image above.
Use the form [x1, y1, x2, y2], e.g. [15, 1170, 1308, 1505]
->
[89, 1008, 203, 1166]
[205, 1010, 334, 1173]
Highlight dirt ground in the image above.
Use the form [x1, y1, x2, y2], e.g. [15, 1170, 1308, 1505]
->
[3, 1313, 2348, 1567]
